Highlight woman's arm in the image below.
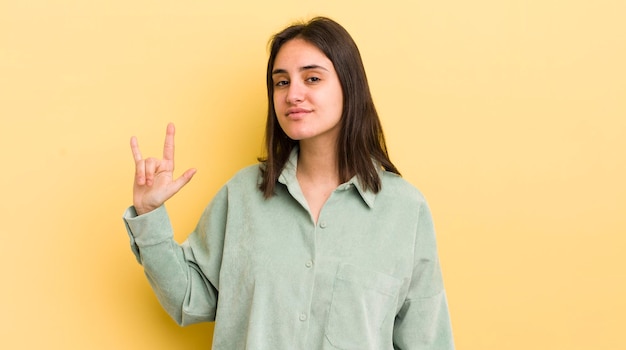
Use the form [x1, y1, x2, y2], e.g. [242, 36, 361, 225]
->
[393, 202, 455, 349]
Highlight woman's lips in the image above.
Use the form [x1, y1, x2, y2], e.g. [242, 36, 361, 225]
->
[286, 107, 312, 119]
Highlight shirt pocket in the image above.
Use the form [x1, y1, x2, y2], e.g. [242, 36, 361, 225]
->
[325, 264, 402, 350]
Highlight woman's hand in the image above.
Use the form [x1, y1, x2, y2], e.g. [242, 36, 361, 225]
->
[130, 123, 197, 215]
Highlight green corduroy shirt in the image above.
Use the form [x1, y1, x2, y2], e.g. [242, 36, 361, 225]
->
[123, 150, 454, 349]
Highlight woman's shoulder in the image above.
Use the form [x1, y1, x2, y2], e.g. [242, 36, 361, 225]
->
[226, 163, 262, 187]
[379, 170, 428, 204]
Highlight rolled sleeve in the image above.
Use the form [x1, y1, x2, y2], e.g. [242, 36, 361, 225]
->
[123, 205, 173, 264]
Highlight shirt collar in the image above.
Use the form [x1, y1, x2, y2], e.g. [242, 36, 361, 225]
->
[277, 147, 378, 209]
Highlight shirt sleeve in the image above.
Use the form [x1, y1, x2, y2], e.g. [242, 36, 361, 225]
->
[122, 187, 229, 326]
[393, 200, 455, 349]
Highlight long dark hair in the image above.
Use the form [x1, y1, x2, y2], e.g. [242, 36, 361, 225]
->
[259, 16, 400, 198]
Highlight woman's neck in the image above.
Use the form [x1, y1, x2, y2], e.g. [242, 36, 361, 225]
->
[296, 142, 340, 223]
[296, 142, 340, 186]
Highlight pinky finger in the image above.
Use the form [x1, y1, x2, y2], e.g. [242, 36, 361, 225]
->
[135, 159, 146, 186]
[130, 136, 143, 162]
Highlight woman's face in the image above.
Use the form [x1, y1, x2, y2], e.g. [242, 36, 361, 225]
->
[271, 38, 344, 147]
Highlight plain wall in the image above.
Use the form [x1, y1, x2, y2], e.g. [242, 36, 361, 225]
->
[1, 0, 624, 349]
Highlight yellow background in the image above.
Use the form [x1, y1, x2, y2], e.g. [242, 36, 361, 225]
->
[1, 0, 624, 349]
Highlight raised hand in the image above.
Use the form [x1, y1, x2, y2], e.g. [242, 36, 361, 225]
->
[130, 123, 197, 215]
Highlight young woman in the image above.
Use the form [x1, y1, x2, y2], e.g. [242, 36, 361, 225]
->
[124, 17, 454, 349]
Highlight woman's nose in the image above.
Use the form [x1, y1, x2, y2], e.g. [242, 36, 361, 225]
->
[286, 81, 304, 104]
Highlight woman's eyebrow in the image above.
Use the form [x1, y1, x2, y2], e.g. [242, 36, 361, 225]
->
[272, 64, 329, 75]
[301, 64, 329, 72]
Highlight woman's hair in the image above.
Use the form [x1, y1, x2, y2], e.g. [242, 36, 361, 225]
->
[259, 16, 400, 198]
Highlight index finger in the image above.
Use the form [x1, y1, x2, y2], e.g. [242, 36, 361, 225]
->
[130, 136, 143, 162]
[163, 122, 175, 161]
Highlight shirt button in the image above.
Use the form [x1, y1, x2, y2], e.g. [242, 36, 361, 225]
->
[299, 313, 307, 321]
[319, 221, 327, 228]
[305, 260, 313, 268]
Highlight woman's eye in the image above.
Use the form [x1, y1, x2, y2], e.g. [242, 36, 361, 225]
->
[275, 80, 289, 87]
[307, 76, 321, 83]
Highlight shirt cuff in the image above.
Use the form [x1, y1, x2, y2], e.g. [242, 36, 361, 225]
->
[122, 205, 173, 263]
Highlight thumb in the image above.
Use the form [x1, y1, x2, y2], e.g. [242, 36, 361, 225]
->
[171, 168, 197, 194]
